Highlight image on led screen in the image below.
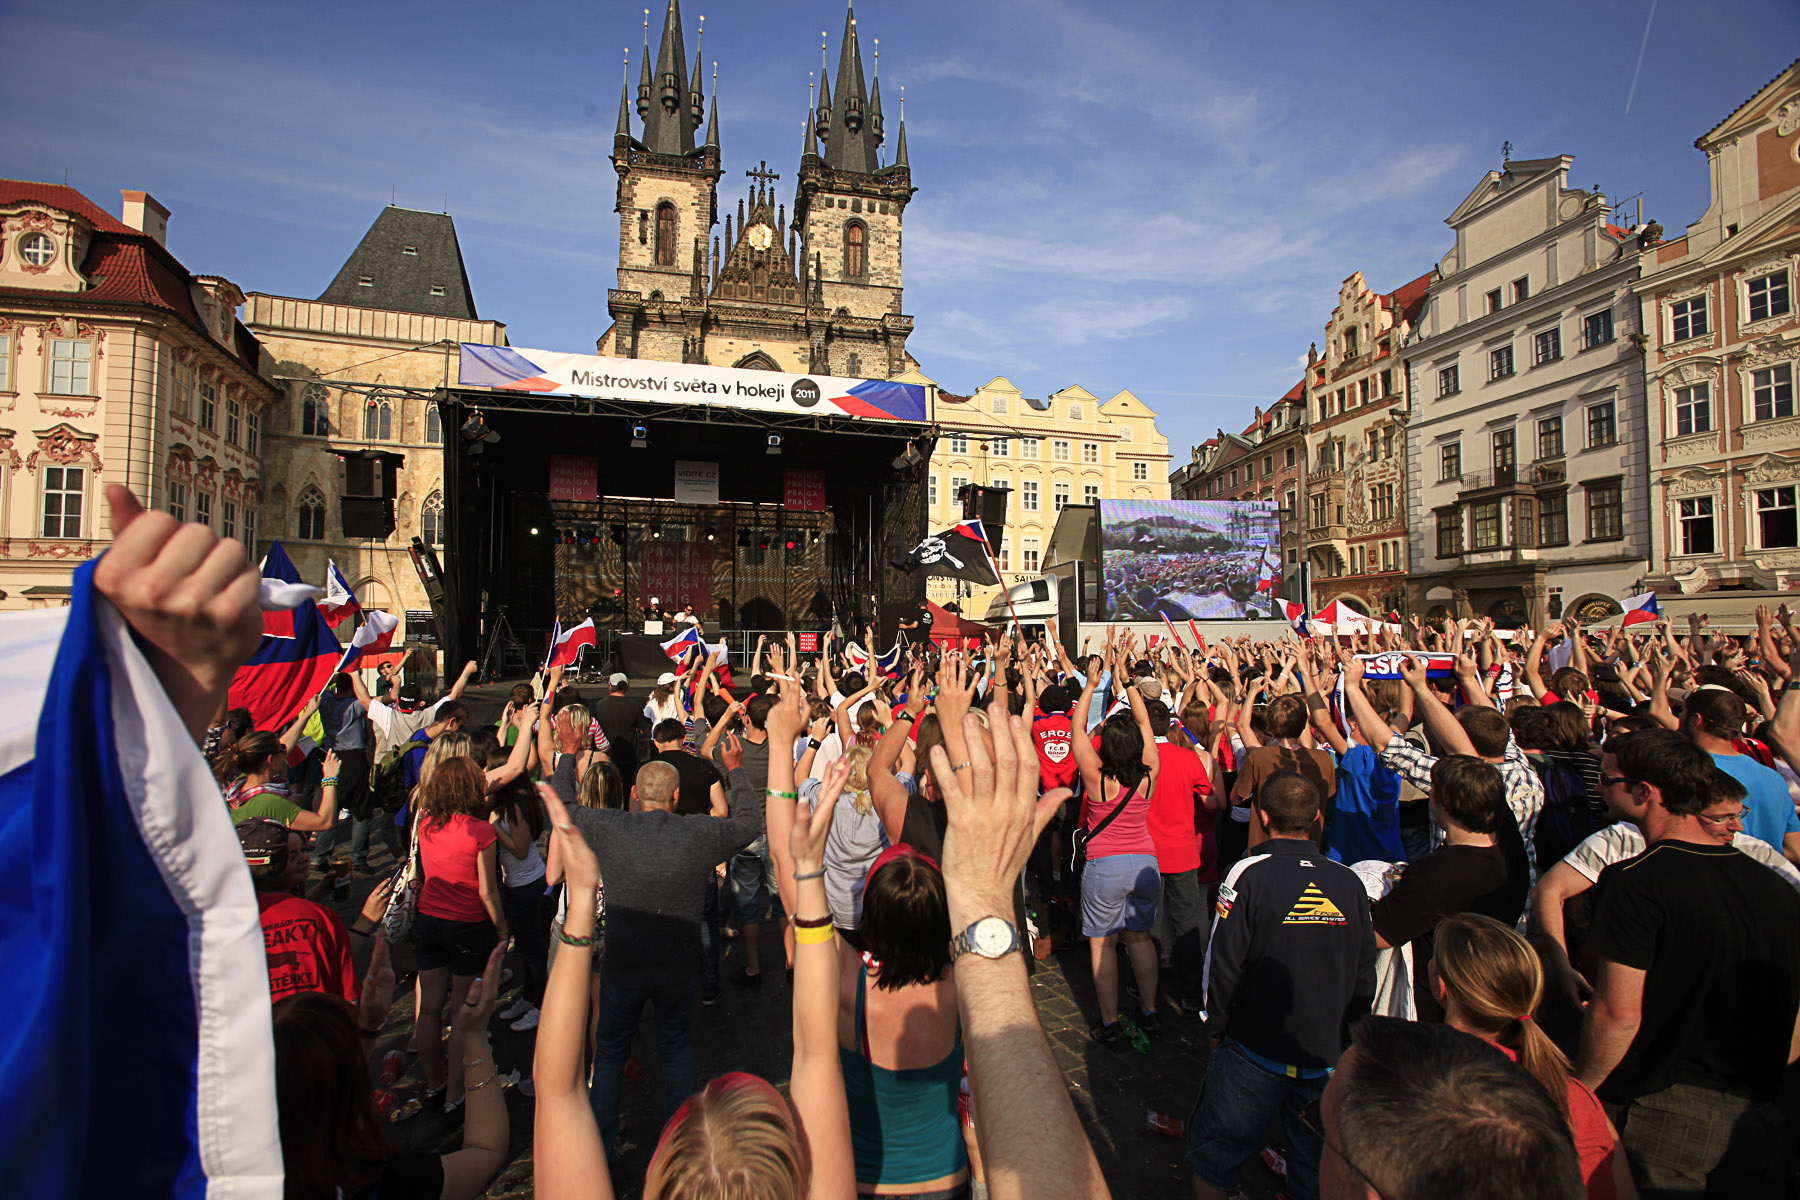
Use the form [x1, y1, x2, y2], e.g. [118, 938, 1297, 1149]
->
[1098, 499, 1282, 621]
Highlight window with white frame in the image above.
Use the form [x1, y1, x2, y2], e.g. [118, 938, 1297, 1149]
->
[1678, 497, 1716, 555]
[1021, 438, 1040, 459]
[1440, 442, 1461, 482]
[1753, 364, 1795, 422]
[0, 332, 10, 390]
[1022, 480, 1039, 511]
[1670, 295, 1709, 342]
[221, 500, 237, 541]
[20, 232, 55, 267]
[1587, 399, 1617, 447]
[194, 490, 212, 530]
[1758, 486, 1798, 549]
[1263, 453, 1274, 475]
[950, 474, 969, 506]
[1438, 364, 1460, 396]
[991, 437, 1009, 458]
[48, 338, 91, 395]
[1133, 461, 1149, 481]
[1084, 483, 1100, 505]
[998, 536, 1010, 572]
[1675, 383, 1712, 435]
[928, 475, 939, 508]
[948, 434, 968, 455]
[1533, 328, 1562, 365]
[1083, 442, 1099, 464]
[1053, 482, 1070, 511]
[41, 466, 83, 538]
[1052, 439, 1070, 462]
[1022, 537, 1040, 573]
[1747, 271, 1792, 323]
[1538, 415, 1564, 459]
[225, 397, 241, 445]
[1285, 446, 1296, 468]
[1587, 480, 1623, 540]
[1489, 345, 1515, 380]
[198, 381, 216, 430]
[167, 479, 186, 522]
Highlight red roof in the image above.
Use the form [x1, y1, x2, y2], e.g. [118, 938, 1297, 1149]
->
[1605, 223, 1630, 240]
[1387, 270, 1433, 326]
[1280, 379, 1305, 402]
[0, 179, 135, 235]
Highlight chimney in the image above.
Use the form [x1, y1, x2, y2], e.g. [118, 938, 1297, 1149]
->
[120, 190, 169, 247]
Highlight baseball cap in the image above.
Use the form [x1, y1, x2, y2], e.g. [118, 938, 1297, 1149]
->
[236, 818, 289, 869]
[609, 672, 630, 687]
[657, 671, 678, 686]
[396, 679, 423, 704]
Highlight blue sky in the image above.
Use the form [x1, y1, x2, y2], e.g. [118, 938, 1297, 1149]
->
[3, 0, 1796, 461]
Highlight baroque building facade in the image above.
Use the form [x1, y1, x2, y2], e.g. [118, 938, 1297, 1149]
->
[596, 0, 916, 380]
[245, 205, 508, 666]
[0, 180, 273, 607]
[1172, 384, 1307, 601]
[1402, 155, 1648, 629]
[924, 377, 1170, 615]
[1301, 270, 1430, 615]
[1642, 61, 1800, 605]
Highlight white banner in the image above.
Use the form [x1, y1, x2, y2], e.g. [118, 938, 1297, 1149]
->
[673, 460, 719, 504]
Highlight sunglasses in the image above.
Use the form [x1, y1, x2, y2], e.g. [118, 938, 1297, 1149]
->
[1697, 807, 1750, 827]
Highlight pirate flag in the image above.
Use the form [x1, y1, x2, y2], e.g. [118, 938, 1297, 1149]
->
[891, 519, 1000, 586]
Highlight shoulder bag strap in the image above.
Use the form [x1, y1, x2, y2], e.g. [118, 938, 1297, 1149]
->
[1087, 780, 1139, 842]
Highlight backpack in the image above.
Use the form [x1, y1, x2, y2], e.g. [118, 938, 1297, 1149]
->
[1531, 755, 1608, 870]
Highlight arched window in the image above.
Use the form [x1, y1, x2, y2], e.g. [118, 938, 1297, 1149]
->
[301, 383, 329, 437]
[297, 487, 326, 540]
[425, 404, 442, 444]
[363, 397, 392, 441]
[844, 221, 867, 279]
[655, 203, 677, 267]
[421, 490, 444, 546]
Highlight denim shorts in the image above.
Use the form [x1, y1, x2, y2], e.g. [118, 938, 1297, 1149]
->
[1186, 1039, 1328, 1200]
[1079, 853, 1160, 937]
[412, 911, 498, 976]
[729, 834, 778, 926]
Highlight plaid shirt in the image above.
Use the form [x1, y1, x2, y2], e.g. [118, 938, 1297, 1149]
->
[1379, 731, 1546, 891]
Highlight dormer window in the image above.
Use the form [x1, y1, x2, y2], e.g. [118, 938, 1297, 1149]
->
[19, 232, 55, 267]
[357, 276, 374, 288]
[429, 285, 446, 296]
[402, 245, 419, 256]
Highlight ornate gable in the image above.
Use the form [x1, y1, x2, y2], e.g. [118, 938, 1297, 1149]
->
[710, 169, 802, 306]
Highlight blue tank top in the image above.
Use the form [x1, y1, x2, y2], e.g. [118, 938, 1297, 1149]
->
[839, 963, 969, 1187]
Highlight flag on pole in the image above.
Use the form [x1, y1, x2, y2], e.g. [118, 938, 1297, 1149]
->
[1621, 591, 1660, 627]
[1281, 597, 1310, 636]
[660, 625, 705, 661]
[258, 542, 309, 639]
[319, 560, 361, 629]
[1254, 546, 1279, 594]
[1187, 619, 1207, 651]
[232, 543, 342, 731]
[0, 560, 283, 1197]
[333, 610, 399, 674]
[547, 619, 597, 670]
[891, 520, 1000, 586]
[541, 620, 561, 670]
[1160, 612, 1187, 652]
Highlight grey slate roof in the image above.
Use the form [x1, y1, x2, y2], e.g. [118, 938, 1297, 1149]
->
[318, 206, 478, 320]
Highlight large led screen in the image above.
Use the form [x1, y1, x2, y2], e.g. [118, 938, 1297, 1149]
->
[1098, 499, 1282, 621]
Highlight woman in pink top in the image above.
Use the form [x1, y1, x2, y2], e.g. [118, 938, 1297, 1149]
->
[413, 756, 506, 1112]
[1071, 643, 1162, 1046]
[1432, 914, 1637, 1200]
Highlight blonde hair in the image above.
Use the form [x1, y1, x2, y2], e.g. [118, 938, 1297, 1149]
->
[644, 1073, 807, 1200]
[1433, 913, 1573, 1127]
[412, 731, 474, 813]
[578, 758, 625, 811]
[559, 703, 591, 749]
[841, 745, 874, 815]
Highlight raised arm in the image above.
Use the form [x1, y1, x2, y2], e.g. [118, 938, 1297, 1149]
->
[279, 693, 322, 755]
[1069, 661, 1103, 798]
[1525, 628, 1551, 700]
[1401, 655, 1476, 756]
[485, 702, 538, 792]
[444, 657, 478, 703]
[1298, 647, 1349, 756]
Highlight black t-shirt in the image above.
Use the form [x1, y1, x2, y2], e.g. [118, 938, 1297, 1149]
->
[1587, 841, 1800, 1104]
[593, 695, 644, 767]
[653, 748, 723, 817]
[917, 606, 934, 632]
[1371, 843, 1527, 1022]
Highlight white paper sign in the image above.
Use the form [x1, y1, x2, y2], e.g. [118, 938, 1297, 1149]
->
[674, 460, 719, 504]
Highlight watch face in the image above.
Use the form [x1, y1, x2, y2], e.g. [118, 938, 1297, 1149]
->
[970, 916, 1014, 957]
[747, 223, 773, 251]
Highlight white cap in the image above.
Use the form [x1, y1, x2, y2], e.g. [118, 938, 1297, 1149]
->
[657, 671, 679, 686]
[609, 672, 629, 687]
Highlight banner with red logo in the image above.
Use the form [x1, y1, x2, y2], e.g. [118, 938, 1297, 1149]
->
[784, 468, 827, 512]
[548, 454, 598, 500]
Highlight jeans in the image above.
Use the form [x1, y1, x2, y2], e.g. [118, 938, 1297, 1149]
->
[1156, 869, 1206, 1000]
[502, 880, 550, 1006]
[729, 835, 779, 925]
[589, 968, 700, 1160]
[1186, 1039, 1328, 1200]
[310, 748, 372, 868]
[700, 873, 722, 993]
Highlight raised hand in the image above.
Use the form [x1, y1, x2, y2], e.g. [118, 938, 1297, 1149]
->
[792, 758, 849, 877]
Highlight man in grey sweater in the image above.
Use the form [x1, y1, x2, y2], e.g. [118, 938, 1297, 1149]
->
[570, 732, 763, 1162]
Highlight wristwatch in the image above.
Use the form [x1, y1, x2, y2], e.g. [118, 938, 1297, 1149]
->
[950, 916, 1022, 962]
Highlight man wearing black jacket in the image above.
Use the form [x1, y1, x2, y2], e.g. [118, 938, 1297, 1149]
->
[1189, 771, 1377, 1200]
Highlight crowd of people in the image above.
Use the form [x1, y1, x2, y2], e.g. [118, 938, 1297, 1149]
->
[77, 481, 1800, 1200]
[1102, 547, 1267, 619]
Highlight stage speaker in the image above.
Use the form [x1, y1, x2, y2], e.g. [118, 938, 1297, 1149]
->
[959, 483, 1009, 552]
[342, 498, 395, 540]
[343, 450, 404, 499]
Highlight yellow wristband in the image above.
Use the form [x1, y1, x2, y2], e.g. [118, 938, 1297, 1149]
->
[795, 923, 837, 945]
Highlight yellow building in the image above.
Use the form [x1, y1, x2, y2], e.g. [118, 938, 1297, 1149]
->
[924, 376, 1171, 615]
[0, 180, 274, 607]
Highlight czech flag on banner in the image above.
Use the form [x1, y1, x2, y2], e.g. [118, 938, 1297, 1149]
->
[0, 561, 283, 1198]
[1621, 591, 1660, 627]
[547, 618, 597, 670]
[843, 641, 871, 671]
[232, 543, 342, 731]
[334, 610, 399, 674]
[319, 560, 361, 630]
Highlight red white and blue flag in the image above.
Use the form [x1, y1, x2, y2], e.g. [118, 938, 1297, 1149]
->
[1621, 591, 1660, 627]
[874, 640, 906, 680]
[546, 618, 597, 670]
[1281, 597, 1310, 636]
[333, 610, 398, 674]
[232, 542, 342, 731]
[1254, 547, 1279, 594]
[660, 625, 705, 661]
[319, 560, 361, 629]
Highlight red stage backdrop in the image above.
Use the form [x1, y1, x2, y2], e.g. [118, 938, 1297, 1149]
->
[548, 454, 598, 500]
[784, 468, 826, 512]
[639, 542, 713, 613]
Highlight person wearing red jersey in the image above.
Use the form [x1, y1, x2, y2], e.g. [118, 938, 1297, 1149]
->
[1142, 698, 1216, 1011]
[1033, 684, 1080, 886]
[238, 817, 387, 1006]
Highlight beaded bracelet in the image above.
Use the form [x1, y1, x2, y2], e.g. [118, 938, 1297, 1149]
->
[322, 777, 341, 787]
[556, 928, 594, 948]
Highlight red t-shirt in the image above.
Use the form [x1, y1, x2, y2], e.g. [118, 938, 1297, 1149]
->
[418, 814, 498, 923]
[1146, 740, 1210, 874]
[1034, 712, 1078, 793]
[258, 892, 358, 1006]
[1497, 1045, 1618, 1199]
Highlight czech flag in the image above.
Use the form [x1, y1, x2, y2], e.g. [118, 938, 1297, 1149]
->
[1281, 597, 1310, 636]
[547, 618, 597, 670]
[1254, 548, 1279, 594]
[333, 610, 399, 674]
[0, 561, 283, 1197]
[232, 544, 342, 731]
[660, 625, 705, 661]
[874, 640, 906, 680]
[319, 560, 361, 630]
[1160, 612, 1187, 651]
[258, 542, 308, 639]
[1621, 591, 1660, 627]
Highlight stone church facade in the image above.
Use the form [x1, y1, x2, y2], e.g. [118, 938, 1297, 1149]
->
[596, 0, 917, 380]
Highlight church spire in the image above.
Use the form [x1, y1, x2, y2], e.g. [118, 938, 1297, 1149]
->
[688, 14, 705, 126]
[636, 9, 652, 117]
[640, 0, 697, 156]
[802, 79, 820, 162]
[815, 33, 832, 147]
[894, 86, 908, 168]
[703, 64, 720, 151]
[823, 4, 879, 174]
[616, 50, 634, 144]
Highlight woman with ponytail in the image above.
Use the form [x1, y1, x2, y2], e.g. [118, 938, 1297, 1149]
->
[1431, 913, 1637, 1199]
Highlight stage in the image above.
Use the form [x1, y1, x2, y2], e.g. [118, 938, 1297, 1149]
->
[435, 353, 935, 668]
